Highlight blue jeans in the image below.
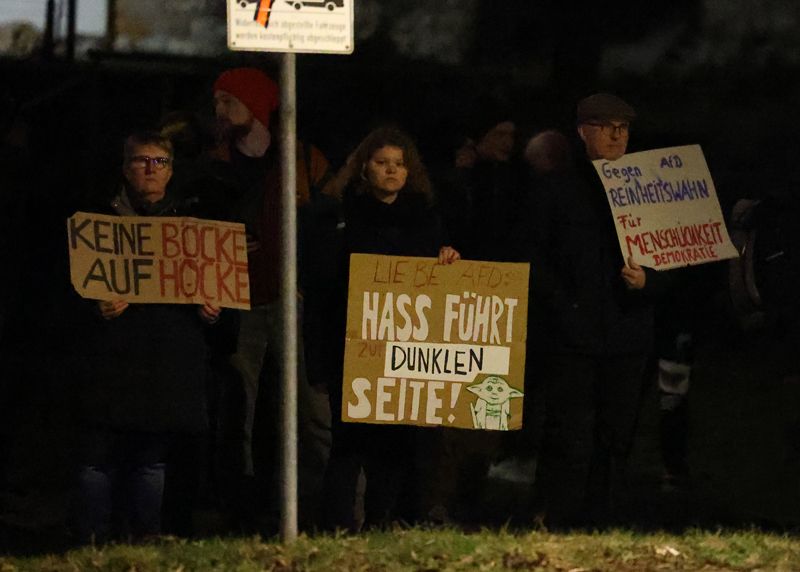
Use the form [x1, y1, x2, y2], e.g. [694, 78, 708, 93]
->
[72, 430, 169, 544]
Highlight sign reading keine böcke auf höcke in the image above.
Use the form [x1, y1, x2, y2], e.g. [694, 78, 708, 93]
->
[67, 211, 250, 310]
[593, 144, 739, 271]
[342, 254, 530, 431]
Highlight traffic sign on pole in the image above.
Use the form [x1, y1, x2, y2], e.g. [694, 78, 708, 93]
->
[227, 0, 354, 54]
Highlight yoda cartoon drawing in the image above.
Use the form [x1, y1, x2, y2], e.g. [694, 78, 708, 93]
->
[466, 376, 524, 431]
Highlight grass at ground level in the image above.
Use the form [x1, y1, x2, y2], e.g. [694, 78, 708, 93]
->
[2, 527, 800, 571]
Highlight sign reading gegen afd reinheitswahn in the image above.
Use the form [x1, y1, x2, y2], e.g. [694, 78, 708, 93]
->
[594, 144, 739, 270]
[342, 254, 530, 431]
[227, 0, 354, 54]
[67, 212, 250, 310]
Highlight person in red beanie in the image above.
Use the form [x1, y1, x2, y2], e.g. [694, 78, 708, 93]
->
[213, 67, 280, 151]
[209, 67, 341, 533]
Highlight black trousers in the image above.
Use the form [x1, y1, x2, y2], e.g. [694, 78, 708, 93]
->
[535, 352, 648, 528]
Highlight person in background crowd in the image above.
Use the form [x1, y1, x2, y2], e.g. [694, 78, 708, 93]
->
[515, 127, 575, 471]
[156, 110, 239, 536]
[158, 110, 231, 221]
[210, 67, 337, 532]
[652, 269, 694, 494]
[0, 99, 29, 496]
[456, 129, 574, 521]
[527, 93, 669, 528]
[428, 103, 528, 524]
[69, 131, 221, 544]
[438, 107, 526, 262]
[322, 126, 460, 531]
[523, 129, 573, 178]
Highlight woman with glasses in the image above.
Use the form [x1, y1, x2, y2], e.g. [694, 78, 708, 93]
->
[69, 131, 221, 543]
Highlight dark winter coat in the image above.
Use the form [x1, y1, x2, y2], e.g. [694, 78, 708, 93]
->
[73, 190, 211, 435]
[343, 189, 445, 258]
[207, 140, 336, 305]
[528, 157, 663, 356]
[326, 187, 446, 390]
[439, 159, 526, 261]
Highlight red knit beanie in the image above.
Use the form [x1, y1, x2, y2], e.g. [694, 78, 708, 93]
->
[213, 67, 280, 128]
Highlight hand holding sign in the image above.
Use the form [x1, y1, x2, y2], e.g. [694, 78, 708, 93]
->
[621, 257, 646, 290]
[98, 299, 129, 320]
[438, 246, 461, 265]
[198, 302, 222, 324]
[197, 302, 222, 324]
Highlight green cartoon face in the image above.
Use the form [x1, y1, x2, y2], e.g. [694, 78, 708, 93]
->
[466, 376, 523, 406]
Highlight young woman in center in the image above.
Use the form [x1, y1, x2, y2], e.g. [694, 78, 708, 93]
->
[323, 126, 459, 530]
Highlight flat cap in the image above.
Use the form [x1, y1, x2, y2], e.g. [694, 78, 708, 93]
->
[576, 93, 636, 124]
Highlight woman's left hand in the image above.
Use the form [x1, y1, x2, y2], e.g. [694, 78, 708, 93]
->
[438, 246, 461, 265]
[198, 302, 221, 324]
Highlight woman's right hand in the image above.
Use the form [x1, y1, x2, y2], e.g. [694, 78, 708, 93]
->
[98, 299, 129, 320]
[438, 246, 461, 265]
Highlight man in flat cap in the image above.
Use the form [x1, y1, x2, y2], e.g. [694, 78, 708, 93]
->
[526, 93, 663, 528]
[575, 92, 636, 163]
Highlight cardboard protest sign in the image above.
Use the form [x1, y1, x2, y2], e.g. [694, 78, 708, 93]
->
[342, 254, 529, 431]
[68, 212, 250, 309]
[593, 144, 738, 270]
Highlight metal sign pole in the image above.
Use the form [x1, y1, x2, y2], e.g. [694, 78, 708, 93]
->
[226, 0, 353, 543]
[279, 52, 299, 542]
